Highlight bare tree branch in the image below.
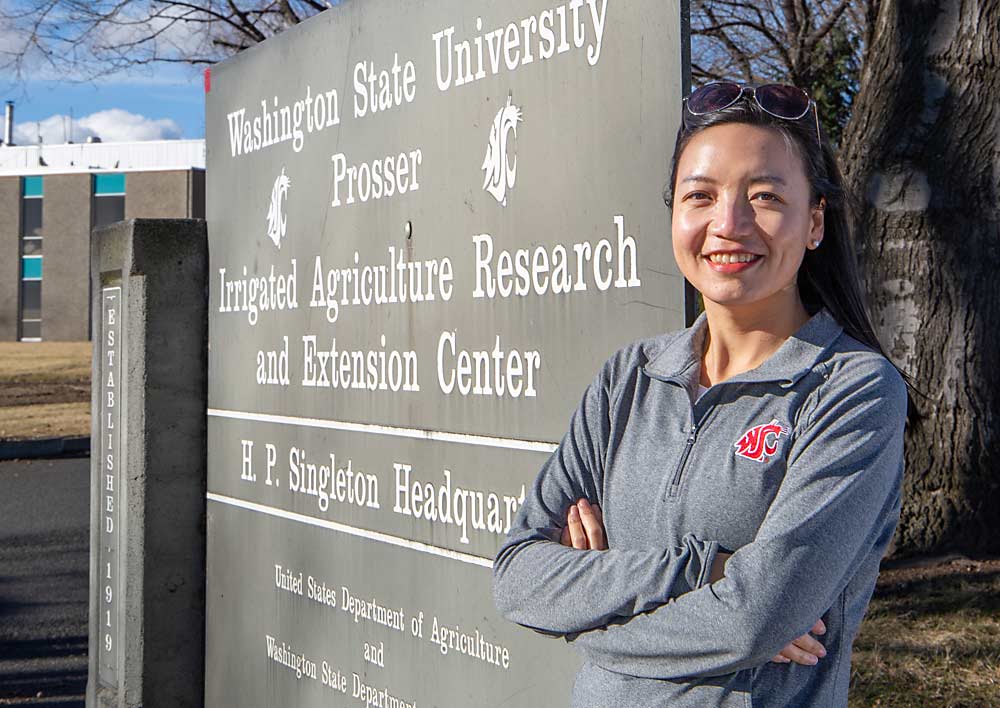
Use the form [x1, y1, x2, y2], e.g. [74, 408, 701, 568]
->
[0, 0, 332, 81]
[689, 0, 874, 145]
[806, 0, 852, 50]
[277, 0, 301, 25]
[703, 5, 754, 80]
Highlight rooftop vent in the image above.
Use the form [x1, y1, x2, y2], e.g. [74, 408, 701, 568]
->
[3, 101, 13, 147]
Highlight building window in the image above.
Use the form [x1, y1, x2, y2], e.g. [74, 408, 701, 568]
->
[22, 256, 42, 279]
[19, 176, 43, 341]
[93, 172, 126, 228]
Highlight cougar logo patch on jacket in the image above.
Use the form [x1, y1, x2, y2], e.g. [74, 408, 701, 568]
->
[734, 419, 790, 462]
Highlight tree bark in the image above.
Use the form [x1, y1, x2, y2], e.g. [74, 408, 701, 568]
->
[839, 0, 1000, 557]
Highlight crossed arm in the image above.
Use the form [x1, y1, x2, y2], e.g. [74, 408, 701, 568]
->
[492, 353, 907, 679]
[561, 498, 828, 667]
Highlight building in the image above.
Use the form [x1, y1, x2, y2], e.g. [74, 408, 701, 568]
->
[0, 124, 205, 341]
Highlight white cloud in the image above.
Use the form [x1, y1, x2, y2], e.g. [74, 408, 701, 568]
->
[13, 108, 181, 144]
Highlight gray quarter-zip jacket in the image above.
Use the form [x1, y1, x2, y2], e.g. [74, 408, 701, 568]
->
[493, 308, 907, 707]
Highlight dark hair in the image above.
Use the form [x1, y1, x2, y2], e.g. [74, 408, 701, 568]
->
[663, 96, 911, 388]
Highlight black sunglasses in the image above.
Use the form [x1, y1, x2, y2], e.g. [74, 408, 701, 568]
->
[683, 82, 822, 145]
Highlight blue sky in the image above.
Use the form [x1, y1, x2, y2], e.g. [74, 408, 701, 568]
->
[12, 77, 205, 137]
[4, 67, 205, 143]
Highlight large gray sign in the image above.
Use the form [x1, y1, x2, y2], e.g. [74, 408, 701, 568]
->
[206, 0, 689, 704]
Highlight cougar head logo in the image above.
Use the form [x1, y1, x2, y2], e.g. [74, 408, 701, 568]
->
[481, 94, 523, 207]
[734, 419, 789, 462]
[266, 168, 291, 249]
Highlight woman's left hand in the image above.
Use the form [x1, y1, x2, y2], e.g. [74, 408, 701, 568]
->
[559, 498, 607, 550]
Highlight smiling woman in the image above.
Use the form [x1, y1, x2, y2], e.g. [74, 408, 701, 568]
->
[493, 83, 911, 708]
[670, 123, 826, 334]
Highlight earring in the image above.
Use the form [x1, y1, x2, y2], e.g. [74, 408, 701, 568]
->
[811, 239, 821, 248]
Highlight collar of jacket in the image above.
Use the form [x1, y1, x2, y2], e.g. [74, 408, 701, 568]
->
[642, 307, 845, 390]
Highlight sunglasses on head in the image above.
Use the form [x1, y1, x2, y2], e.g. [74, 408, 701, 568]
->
[683, 82, 822, 145]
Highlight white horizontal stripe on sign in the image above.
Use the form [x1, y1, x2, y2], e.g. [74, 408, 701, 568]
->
[207, 493, 494, 568]
[207, 408, 559, 453]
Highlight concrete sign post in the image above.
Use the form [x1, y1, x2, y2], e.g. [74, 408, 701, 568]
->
[206, 1, 689, 704]
[87, 219, 208, 708]
[97, 283, 121, 686]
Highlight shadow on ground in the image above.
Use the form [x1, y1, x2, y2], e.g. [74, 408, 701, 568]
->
[0, 636, 87, 701]
[0, 458, 90, 707]
[849, 557, 1000, 706]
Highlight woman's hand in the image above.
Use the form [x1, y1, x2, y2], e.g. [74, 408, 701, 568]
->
[709, 550, 732, 583]
[709, 550, 829, 666]
[559, 500, 826, 666]
[559, 498, 607, 550]
[771, 619, 827, 665]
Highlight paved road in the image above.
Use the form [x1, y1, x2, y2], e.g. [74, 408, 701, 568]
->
[0, 456, 89, 706]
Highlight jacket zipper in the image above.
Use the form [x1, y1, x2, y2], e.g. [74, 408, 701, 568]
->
[667, 404, 719, 499]
[667, 424, 698, 497]
[643, 366, 721, 500]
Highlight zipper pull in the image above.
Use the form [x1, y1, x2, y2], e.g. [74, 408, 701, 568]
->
[667, 425, 699, 499]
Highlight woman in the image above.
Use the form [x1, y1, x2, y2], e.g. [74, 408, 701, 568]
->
[492, 82, 908, 707]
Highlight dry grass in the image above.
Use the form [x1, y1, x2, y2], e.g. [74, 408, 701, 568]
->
[0, 401, 90, 440]
[0, 342, 91, 440]
[849, 559, 1000, 706]
[0, 342, 91, 382]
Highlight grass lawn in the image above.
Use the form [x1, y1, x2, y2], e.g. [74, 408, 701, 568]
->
[0, 341, 91, 440]
[850, 557, 1000, 706]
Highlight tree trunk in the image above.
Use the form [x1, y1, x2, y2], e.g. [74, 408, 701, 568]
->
[839, 0, 1000, 557]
